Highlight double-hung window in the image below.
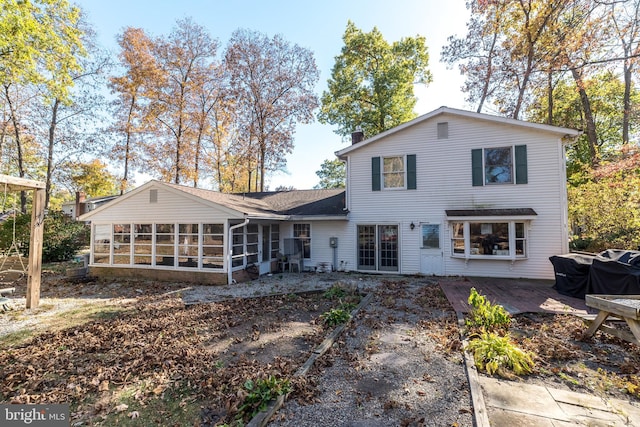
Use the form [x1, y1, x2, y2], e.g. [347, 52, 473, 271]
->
[472, 145, 527, 186]
[293, 223, 311, 259]
[383, 156, 405, 188]
[371, 155, 417, 191]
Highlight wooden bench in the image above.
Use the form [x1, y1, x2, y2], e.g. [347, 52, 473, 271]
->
[0, 287, 15, 311]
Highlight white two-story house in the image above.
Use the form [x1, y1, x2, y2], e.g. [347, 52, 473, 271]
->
[79, 107, 579, 283]
[335, 106, 579, 279]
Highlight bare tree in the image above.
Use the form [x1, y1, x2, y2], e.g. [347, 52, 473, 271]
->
[225, 29, 319, 192]
[610, 0, 640, 144]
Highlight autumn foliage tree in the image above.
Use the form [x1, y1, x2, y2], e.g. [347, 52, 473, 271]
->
[145, 18, 220, 186]
[109, 27, 162, 194]
[443, 1, 640, 165]
[0, 0, 86, 211]
[568, 146, 640, 252]
[110, 23, 319, 192]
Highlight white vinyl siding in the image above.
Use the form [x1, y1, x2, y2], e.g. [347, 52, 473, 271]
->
[344, 113, 570, 279]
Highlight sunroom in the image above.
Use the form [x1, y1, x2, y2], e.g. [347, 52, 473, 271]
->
[79, 180, 347, 284]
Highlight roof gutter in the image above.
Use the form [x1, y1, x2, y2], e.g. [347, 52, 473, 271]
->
[227, 217, 250, 285]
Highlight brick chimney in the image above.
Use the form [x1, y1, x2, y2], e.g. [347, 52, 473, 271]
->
[351, 128, 364, 145]
[75, 191, 86, 219]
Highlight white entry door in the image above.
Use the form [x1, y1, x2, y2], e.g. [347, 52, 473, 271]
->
[419, 222, 443, 276]
[259, 225, 272, 275]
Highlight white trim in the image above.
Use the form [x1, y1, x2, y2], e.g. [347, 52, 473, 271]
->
[228, 218, 249, 285]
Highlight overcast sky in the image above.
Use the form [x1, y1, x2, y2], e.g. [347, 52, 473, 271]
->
[75, 0, 472, 189]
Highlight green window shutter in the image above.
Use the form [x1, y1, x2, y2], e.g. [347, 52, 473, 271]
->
[372, 157, 381, 191]
[407, 154, 416, 190]
[515, 145, 528, 184]
[472, 149, 483, 186]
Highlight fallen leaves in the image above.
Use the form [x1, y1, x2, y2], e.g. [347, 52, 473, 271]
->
[0, 290, 335, 425]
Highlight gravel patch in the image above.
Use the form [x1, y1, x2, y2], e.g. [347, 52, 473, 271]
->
[268, 276, 474, 427]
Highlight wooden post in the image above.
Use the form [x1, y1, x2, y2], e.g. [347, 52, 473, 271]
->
[26, 188, 45, 309]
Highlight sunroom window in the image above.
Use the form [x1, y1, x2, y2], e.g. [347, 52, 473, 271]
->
[450, 221, 527, 258]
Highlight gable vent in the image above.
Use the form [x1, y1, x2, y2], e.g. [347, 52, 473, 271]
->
[149, 189, 158, 203]
[437, 122, 448, 139]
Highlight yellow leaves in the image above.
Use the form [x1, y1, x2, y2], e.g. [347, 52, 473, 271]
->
[98, 380, 109, 392]
[152, 384, 166, 395]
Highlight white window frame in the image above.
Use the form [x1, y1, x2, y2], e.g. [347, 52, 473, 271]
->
[293, 223, 311, 259]
[483, 146, 514, 185]
[382, 155, 406, 189]
[90, 222, 225, 271]
[449, 220, 528, 260]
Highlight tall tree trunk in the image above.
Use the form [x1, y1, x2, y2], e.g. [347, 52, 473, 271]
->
[122, 94, 137, 195]
[571, 68, 598, 166]
[622, 59, 632, 145]
[45, 99, 60, 210]
[477, 31, 499, 114]
[4, 85, 27, 213]
[513, 49, 535, 120]
[259, 141, 266, 192]
[547, 70, 553, 125]
[193, 134, 201, 188]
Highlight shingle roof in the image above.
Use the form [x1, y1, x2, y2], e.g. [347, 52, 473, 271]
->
[164, 182, 347, 217]
[163, 182, 276, 216]
[239, 189, 346, 216]
[445, 208, 537, 217]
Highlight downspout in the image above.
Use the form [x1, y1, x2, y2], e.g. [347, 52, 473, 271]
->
[227, 217, 250, 285]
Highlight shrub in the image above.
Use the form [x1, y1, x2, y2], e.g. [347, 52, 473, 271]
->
[467, 331, 534, 378]
[0, 211, 89, 262]
[466, 287, 511, 332]
[320, 307, 351, 326]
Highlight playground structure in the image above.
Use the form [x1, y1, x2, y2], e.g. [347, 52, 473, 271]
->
[0, 174, 45, 309]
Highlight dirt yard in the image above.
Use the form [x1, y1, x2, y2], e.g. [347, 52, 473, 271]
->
[1, 270, 640, 426]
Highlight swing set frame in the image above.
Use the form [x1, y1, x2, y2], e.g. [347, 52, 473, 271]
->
[0, 174, 45, 309]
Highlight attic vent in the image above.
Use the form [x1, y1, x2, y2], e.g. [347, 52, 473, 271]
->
[149, 189, 158, 203]
[437, 122, 448, 139]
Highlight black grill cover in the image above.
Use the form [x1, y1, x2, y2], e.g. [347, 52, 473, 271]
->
[587, 249, 640, 295]
[549, 253, 595, 298]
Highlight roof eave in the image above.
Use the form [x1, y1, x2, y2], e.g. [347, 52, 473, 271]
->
[335, 106, 581, 158]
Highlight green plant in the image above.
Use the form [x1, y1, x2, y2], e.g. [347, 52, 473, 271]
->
[465, 287, 511, 332]
[236, 375, 291, 421]
[320, 308, 351, 326]
[323, 284, 347, 299]
[339, 302, 357, 312]
[467, 332, 534, 378]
